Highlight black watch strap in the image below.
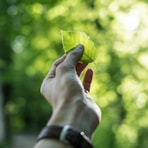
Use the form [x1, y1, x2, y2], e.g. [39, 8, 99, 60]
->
[37, 125, 93, 148]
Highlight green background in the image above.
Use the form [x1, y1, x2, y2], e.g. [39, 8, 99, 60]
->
[0, 0, 148, 147]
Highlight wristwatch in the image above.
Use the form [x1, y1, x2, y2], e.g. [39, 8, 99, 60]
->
[37, 125, 93, 148]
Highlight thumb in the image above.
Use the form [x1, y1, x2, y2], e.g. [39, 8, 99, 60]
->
[63, 44, 84, 67]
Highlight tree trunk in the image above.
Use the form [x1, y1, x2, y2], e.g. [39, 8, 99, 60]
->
[0, 80, 5, 142]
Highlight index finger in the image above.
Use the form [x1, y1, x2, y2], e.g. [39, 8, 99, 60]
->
[76, 63, 88, 76]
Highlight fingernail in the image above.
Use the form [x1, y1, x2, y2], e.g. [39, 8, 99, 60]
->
[76, 44, 84, 53]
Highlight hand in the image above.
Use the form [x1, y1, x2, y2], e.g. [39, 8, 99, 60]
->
[40, 45, 101, 138]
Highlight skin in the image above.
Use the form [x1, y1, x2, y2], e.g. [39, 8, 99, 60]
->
[34, 45, 101, 148]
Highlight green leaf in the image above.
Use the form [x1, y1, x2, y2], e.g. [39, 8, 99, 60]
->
[61, 30, 96, 63]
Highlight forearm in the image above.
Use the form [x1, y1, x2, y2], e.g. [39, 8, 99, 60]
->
[34, 139, 73, 148]
[34, 114, 74, 148]
[34, 93, 100, 148]
[34, 103, 96, 148]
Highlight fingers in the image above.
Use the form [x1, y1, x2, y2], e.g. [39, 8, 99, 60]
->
[83, 69, 93, 92]
[46, 54, 66, 79]
[62, 44, 84, 67]
[45, 44, 84, 79]
[76, 63, 88, 76]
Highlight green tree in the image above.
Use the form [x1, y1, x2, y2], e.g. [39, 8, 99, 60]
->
[0, 0, 148, 148]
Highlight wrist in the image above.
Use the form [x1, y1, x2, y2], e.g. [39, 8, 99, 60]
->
[37, 125, 93, 148]
[47, 99, 98, 139]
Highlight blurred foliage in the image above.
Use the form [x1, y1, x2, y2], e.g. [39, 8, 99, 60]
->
[0, 0, 148, 147]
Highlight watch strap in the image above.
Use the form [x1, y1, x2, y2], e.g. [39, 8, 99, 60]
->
[37, 125, 93, 148]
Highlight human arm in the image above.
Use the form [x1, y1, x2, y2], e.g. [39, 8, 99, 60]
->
[34, 45, 101, 148]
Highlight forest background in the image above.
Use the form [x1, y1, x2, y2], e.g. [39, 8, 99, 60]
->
[0, 0, 148, 148]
